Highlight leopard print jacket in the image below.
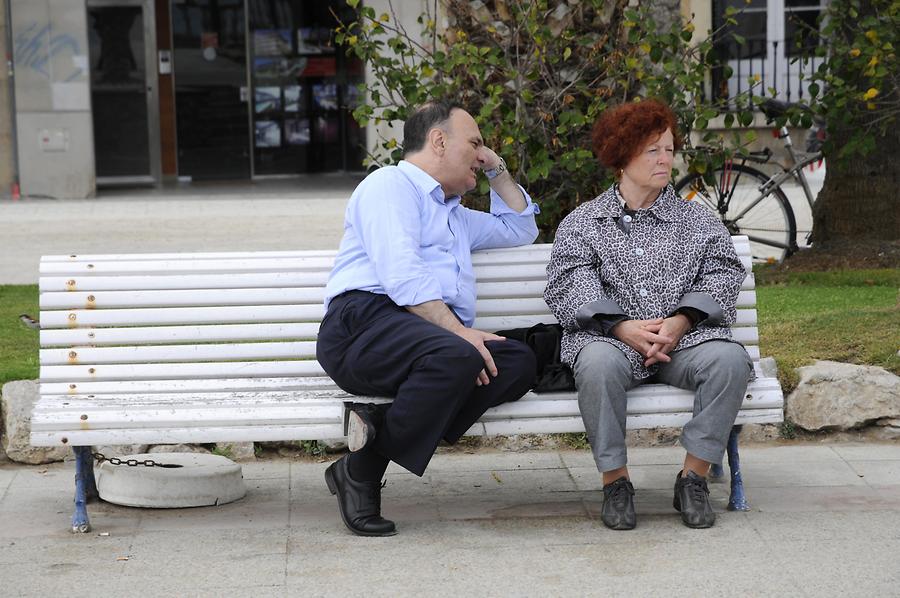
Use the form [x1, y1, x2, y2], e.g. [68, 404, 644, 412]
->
[544, 184, 748, 380]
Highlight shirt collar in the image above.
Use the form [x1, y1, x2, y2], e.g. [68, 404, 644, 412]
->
[397, 160, 461, 207]
[584, 184, 681, 222]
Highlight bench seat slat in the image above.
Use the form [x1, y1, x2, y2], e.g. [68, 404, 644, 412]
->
[29, 378, 782, 444]
[34, 377, 781, 413]
[472, 408, 784, 437]
[29, 424, 347, 447]
[33, 404, 343, 430]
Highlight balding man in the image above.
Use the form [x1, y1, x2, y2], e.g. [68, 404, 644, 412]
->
[318, 101, 540, 536]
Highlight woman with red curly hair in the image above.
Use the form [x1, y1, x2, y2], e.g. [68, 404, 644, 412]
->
[544, 99, 753, 531]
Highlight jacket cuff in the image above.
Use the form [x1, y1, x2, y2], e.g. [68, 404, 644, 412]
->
[575, 299, 627, 331]
[674, 292, 723, 325]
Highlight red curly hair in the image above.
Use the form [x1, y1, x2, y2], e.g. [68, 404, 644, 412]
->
[591, 99, 682, 174]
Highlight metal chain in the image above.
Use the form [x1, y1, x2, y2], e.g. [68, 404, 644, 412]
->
[92, 452, 182, 468]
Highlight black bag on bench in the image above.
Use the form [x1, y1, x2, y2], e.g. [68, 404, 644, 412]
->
[494, 323, 576, 393]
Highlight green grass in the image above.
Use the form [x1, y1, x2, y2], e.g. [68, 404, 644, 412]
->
[755, 268, 900, 392]
[0, 285, 39, 387]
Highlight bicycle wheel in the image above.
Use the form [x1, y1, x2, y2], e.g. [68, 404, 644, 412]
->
[674, 164, 798, 263]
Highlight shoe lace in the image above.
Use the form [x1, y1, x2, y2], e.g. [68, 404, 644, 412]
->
[683, 476, 709, 503]
[608, 480, 634, 508]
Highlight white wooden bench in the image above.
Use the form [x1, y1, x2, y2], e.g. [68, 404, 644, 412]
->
[33, 235, 783, 532]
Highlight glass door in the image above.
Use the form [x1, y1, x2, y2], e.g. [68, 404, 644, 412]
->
[172, 0, 250, 180]
[247, 0, 365, 175]
[88, 0, 161, 185]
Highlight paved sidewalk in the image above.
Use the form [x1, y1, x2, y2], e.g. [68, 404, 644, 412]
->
[0, 177, 361, 284]
[1, 443, 899, 596]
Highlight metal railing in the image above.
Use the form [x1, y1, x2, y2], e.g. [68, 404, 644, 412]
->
[708, 39, 823, 110]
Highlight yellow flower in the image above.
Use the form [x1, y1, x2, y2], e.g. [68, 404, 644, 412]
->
[379, 13, 389, 22]
[849, 48, 861, 57]
[862, 88, 879, 100]
[865, 30, 878, 42]
[868, 56, 879, 67]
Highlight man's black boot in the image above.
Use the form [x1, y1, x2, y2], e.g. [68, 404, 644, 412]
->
[673, 470, 716, 528]
[347, 403, 387, 452]
[324, 454, 396, 537]
[600, 476, 636, 530]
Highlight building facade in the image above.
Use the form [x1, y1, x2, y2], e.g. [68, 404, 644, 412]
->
[0, 1, 826, 199]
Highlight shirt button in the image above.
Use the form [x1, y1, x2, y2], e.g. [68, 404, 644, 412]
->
[634, 247, 644, 256]
[639, 288, 648, 298]
[623, 215, 632, 223]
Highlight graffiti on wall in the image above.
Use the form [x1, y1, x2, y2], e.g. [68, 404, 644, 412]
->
[14, 22, 85, 82]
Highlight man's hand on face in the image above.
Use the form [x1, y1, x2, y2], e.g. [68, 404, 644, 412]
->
[477, 146, 503, 172]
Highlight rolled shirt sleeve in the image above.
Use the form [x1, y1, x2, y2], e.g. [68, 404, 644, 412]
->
[466, 186, 540, 251]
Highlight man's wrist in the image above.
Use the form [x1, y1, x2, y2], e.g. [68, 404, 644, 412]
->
[484, 157, 507, 180]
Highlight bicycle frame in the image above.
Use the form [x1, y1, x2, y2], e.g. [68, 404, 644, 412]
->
[728, 126, 823, 225]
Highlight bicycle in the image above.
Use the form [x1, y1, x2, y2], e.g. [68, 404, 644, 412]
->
[673, 99, 826, 263]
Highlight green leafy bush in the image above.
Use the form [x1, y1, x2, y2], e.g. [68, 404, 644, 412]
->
[336, 0, 758, 239]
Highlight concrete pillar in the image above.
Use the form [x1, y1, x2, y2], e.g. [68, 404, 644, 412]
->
[10, 0, 95, 198]
[0, 0, 16, 197]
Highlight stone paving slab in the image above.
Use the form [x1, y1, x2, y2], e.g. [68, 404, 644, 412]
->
[2, 443, 899, 596]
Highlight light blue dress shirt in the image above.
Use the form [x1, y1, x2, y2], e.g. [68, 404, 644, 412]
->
[324, 160, 540, 327]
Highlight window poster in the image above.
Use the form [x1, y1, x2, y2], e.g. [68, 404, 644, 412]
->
[254, 29, 291, 56]
[312, 83, 338, 110]
[255, 120, 281, 148]
[314, 116, 339, 143]
[285, 118, 311, 145]
[255, 86, 281, 114]
[345, 84, 361, 109]
[297, 27, 335, 54]
[284, 85, 302, 112]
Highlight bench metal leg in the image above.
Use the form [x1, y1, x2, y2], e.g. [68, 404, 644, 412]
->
[72, 446, 97, 533]
[725, 426, 751, 511]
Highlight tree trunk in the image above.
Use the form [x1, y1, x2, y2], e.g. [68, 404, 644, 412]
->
[810, 0, 899, 245]
[811, 125, 900, 243]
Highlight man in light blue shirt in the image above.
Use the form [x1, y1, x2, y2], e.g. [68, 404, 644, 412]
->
[318, 101, 540, 537]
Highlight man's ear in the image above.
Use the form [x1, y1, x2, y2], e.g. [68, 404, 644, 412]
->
[428, 127, 446, 155]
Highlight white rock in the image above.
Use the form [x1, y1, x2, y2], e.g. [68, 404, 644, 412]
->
[1, 380, 69, 464]
[214, 441, 256, 461]
[787, 361, 900, 431]
[318, 437, 348, 452]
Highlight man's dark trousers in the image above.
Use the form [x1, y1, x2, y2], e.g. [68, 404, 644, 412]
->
[317, 291, 537, 476]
